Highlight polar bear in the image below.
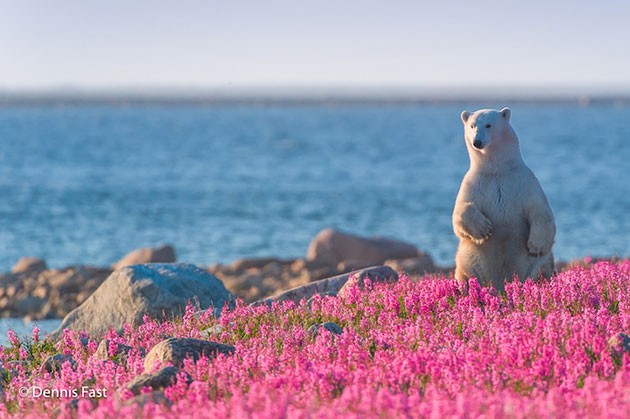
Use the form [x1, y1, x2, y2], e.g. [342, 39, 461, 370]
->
[453, 107, 555, 292]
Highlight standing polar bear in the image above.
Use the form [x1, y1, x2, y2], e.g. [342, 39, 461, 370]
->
[453, 107, 555, 292]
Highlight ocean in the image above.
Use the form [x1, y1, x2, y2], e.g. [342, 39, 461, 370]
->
[0, 104, 628, 272]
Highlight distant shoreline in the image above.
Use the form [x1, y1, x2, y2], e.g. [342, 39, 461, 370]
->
[1, 93, 630, 107]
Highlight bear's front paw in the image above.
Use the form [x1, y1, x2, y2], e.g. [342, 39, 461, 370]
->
[527, 237, 551, 257]
[467, 216, 493, 244]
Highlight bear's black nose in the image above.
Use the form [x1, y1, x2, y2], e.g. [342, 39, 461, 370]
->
[473, 140, 483, 149]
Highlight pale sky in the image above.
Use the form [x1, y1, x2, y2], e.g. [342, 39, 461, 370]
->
[1, 0, 629, 90]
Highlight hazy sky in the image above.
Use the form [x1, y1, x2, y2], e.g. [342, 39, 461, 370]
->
[1, 0, 629, 89]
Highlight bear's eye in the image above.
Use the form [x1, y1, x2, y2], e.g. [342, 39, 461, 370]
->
[470, 124, 475, 129]
[485, 124, 491, 128]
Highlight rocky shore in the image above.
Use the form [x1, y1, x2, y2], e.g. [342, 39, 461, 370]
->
[0, 228, 622, 320]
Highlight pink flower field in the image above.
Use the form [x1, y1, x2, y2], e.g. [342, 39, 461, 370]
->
[2, 260, 630, 418]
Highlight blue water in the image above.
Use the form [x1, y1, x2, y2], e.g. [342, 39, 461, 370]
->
[0, 318, 61, 346]
[0, 104, 628, 272]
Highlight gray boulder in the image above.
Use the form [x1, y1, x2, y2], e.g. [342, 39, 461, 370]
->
[144, 337, 235, 372]
[337, 265, 399, 296]
[113, 245, 176, 270]
[50, 263, 234, 339]
[307, 228, 419, 268]
[269, 265, 398, 305]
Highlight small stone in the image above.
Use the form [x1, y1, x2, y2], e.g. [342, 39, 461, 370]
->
[14, 297, 47, 315]
[0, 297, 9, 310]
[202, 324, 224, 336]
[32, 285, 48, 299]
[307, 322, 343, 337]
[123, 390, 173, 407]
[11, 257, 47, 274]
[42, 354, 76, 375]
[39, 302, 56, 319]
[609, 332, 630, 354]
[231, 258, 284, 272]
[5, 286, 16, 298]
[94, 340, 144, 363]
[4, 360, 29, 376]
[126, 366, 191, 395]
[144, 337, 235, 372]
[290, 259, 307, 274]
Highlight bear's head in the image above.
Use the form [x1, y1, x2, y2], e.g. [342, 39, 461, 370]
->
[460, 107, 512, 153]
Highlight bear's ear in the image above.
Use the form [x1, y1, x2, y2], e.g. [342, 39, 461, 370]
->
[461, 111, 470, 124]
[500, 107, 511, 122]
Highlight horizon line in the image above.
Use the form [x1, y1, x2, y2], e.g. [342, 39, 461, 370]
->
[2, 84, 630, 106]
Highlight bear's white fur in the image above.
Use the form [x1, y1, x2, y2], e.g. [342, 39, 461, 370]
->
[453, 107, 555, 292]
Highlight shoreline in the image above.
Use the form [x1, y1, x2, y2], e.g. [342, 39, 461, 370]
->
[1, 252, 624, 322]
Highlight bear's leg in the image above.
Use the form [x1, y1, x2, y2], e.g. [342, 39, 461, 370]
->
[455, 242, 489, 294]
[524, 253, 555, 282]
[538, 253, 555, 279]
[454, 264, 470, 294]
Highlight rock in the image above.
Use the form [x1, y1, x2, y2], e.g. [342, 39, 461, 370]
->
[124, 390, 173, 407]
[201, 324, 226, 337]
[5, 286, 17, 298]
[45, 266, 111, 293]
[269, 266, 398, 305]
[50, 399, 96, 416]
[307, 266, 337, 282]
[144, 337, 235, 372]
[249, 298, 274, 309]
[75, 291, 91, 304]
[4, 360, 29, 377]
[113, 245, 176, 270]
[38, 302, 56, 319]
[337, 265, 398, 296]
[32, 285, 48, 299]
[306, 291, 337, 310]
[307, 228, 419, 268]
[50, 263, 234, 339]
[290, 259, 308, 273]
[385, 253, 436, 276]
[307, 322, 343, 337]
[94, 340, 144, 363]
[230, 257, 292, 272]
[609, 332, 630, 354]
[126, 366, 190, 395]
[42, 354, 76, 375]
[0, 297, 10, 310]
[14, 296, 47, 315]
[69, 399, 97, 411]
[336, 259, 374, 272]
[11, 257, 47, 274]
